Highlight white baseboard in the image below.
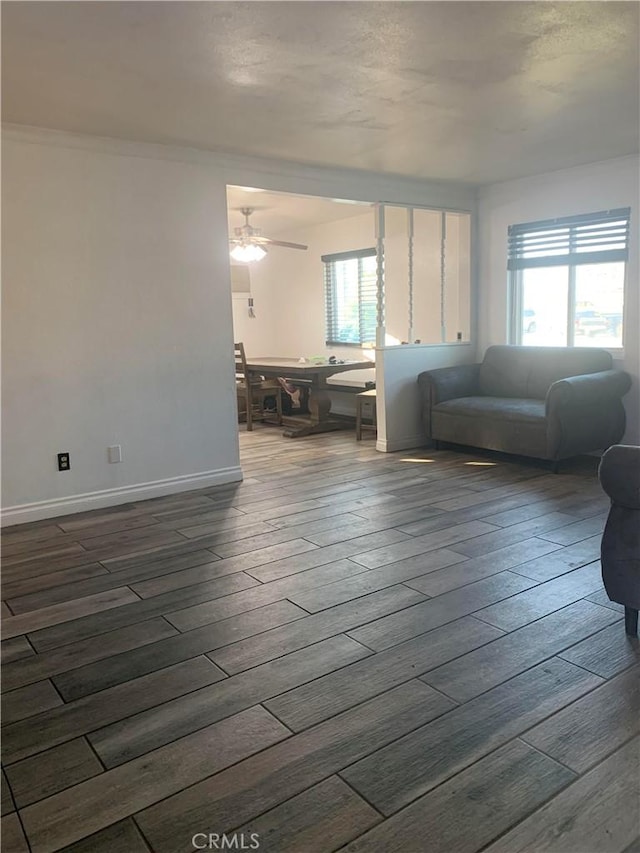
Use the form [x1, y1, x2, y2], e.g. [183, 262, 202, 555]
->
[376, 435, 427, 453]
[1, 466, 243, 527]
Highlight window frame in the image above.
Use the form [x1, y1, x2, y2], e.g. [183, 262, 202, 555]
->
[322, 247, 378, 347]
[508, 208, 630, 352]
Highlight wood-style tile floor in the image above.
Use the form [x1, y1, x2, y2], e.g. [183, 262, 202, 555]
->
[2, 428, 639, 853]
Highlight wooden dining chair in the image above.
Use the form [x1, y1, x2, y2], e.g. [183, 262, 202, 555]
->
[234, 343, 283, 431]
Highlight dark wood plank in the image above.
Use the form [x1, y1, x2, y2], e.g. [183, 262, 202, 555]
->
[5, 551, 226, 613]
[1, 587, 141, 640]
[0, 636, 34, 665]
[559, 622, 640, 678]
[1, 680, 62, 725]
[1, 813, 29, 853]
[287, 548, 468, 613]
[342, 739, 574, 853]
[538, 512, 607, 545]
[55, 503, 151, 532]
[207, 525, 329, 559]
[89, 634, 372, 767]
[341, 658, 601, 815]
[165, 559, 368, 632]
[55, 819, 149, 853]
[265, 616, 501, 731]
[135, 681, 454, 850]
[19, 706, 290, 853]
[0, 542, 88, 572]
[27, 571, 260, 652]
[75, 524, 186, 556]
[1, 554, 107, 584]
[480, 500, 580, 527]
[349, 570, 533, 652]
[1, 521, 67, 547]
[350, 521, 499, 570]
[1, 655, 225, 764]
[53, 599, 307, 700]
[394, 484, 577, 536]
[586, 588, 625, 612]
[509, 534, 602, 581]
[1, 563, 108, 603]
[482, 737, 640, 853]
[237, 776, 381, 852]
[1, 770, 14, 817]
[522, 664, 640, 772]
[1, 617, 179, 693]
[451, 512, 579, 558]
[130, 539, 319, 597]
[473, 561, 604, 631]
[245, 530, 414, 584]
[209, 585, 426, 674]
[54, 512, 162, 540]
[408, 538, 562, 596]
[176, 519, 287, 548]
[421, 599, 618, 702]
[5, 738, 103, 808]
[99, 539, 214, 572]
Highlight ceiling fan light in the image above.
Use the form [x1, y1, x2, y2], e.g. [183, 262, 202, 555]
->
[230, 243, 267, 263]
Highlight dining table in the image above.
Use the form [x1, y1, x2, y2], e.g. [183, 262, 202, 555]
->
[245, 357, 374, 437]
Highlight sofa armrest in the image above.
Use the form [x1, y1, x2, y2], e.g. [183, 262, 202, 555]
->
[546, 370, 631, 413]
[545, 370, 631, 459]
[598, 444, 640, 509]
[417, 364, 480, 439]
[417, 363, 481, 405]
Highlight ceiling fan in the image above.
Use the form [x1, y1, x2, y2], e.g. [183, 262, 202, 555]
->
[229, 207, 308, 262]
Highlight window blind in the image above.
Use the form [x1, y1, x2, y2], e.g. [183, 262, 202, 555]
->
[508, 208, 631, 270]
[322, 248, 377, 345]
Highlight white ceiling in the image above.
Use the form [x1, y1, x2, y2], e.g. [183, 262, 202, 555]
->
[227, 186, 371, 236]
[2, 1, 638, 185]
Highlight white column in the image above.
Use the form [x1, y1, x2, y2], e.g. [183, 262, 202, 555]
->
[375, 203, 386, 348]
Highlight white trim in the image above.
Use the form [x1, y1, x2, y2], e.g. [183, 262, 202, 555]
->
[376, 435, 426, 453]
[1, 124, 475, 209]
[0, 467, 243, 527]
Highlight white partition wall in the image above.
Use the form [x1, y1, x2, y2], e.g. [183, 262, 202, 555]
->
[372, 203, 474, 452]
[375, 343, 476, 453]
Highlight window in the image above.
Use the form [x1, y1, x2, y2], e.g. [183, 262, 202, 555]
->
[323, 248, 377, 346]
[508, 208, 630, 349]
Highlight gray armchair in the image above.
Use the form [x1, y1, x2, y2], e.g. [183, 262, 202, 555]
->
[599, 445, 640, 637]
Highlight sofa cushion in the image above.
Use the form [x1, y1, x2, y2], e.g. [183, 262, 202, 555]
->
[479, 346, 613, 400]
[431, 396, 548, 458]
[433, 396, 546, 424]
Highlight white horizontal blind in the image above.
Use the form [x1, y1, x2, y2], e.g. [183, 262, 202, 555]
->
[323, 248, 377, 345]
[508, 208, 630, 270]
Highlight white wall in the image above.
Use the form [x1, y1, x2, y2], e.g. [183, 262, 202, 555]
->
[376, 343, 476, 453]
[1, 137, 241, 523]
[2, 125, 475, 523]
[478, 155, 640, 443]
[232, 209, 376, 361]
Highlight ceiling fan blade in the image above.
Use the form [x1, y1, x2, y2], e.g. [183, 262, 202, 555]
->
[260, 238, 309, 250]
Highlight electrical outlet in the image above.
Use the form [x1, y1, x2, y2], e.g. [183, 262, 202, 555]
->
[108, 445, 122, 464]
[457, 332, 463, 341]
[57, 452, 70, 471]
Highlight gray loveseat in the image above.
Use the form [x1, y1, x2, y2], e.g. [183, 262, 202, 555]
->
[418, 345, 631, 464]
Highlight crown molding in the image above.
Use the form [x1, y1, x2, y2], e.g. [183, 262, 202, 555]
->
[2, 123, 477, 208]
